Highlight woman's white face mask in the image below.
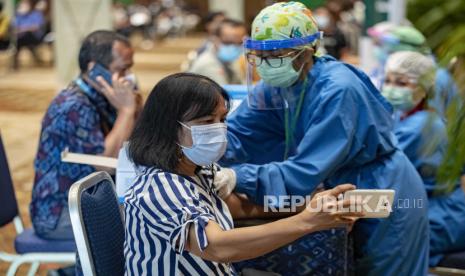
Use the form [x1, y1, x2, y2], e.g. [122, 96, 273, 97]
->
[178, 122, 228, 166]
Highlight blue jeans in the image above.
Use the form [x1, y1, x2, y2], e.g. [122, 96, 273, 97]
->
[36, 206, 82, 276]
[37, 206, 74, 240]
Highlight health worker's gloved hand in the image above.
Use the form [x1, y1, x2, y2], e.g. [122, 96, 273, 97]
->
[214, 168, 237, 199]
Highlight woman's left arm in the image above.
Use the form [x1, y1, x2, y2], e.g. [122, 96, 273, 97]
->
[224, 193, 302, 219]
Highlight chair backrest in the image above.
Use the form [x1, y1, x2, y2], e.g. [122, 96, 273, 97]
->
[0, 132, 19, 227]
[69, 171, 125, 276]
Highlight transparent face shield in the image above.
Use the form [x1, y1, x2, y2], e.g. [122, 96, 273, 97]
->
[243, 32, 323, 110]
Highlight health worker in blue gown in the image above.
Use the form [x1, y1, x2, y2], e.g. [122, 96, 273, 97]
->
[219, 2, 429, 275]
[381, 51, 465, 267]
[368, 24, 458, 118]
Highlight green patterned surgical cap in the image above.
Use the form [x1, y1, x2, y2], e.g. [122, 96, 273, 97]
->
[251, 1, 319, 48]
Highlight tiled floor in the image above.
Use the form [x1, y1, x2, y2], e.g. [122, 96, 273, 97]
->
[0, 35, 202, 275]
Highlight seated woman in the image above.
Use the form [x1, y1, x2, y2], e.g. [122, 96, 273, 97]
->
[381, 51, 465, 267]
[124, 72, 362, 275]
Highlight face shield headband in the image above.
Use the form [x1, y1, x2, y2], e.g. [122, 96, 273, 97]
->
[244, 31, 323, 51]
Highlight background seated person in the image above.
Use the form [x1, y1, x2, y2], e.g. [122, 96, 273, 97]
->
[381, 51, 465, 267]
[189, 19, 246, 85]
[30, 30, 141, 241]
[0, 2, 11, 50]
[13, 0, 45, 69]
[196, 11, 225, 56]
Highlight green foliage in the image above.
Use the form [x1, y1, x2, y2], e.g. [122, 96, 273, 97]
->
[296, 0, 325, 10]
[113, 0, 134, 6]
[408, 0, 465, 194]
[436, 99, 465, 194]
[407, 0, 465, 64]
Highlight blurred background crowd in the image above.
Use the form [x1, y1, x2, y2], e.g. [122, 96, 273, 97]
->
[1, 0, 462, 85]
[0, 0, 465, 275]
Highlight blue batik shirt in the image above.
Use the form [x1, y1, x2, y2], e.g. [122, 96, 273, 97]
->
[30, 78, 117, 235]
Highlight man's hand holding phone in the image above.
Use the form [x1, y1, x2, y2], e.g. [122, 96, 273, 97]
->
[97, 74, 137, 115]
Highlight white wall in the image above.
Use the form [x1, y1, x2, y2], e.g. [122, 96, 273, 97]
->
[388, 0, 406, 25]
[53, 0, 112, 85]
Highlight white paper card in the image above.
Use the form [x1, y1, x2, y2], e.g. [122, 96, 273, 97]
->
[61, 149, 117, 168]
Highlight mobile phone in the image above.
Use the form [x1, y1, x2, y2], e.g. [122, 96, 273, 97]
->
[343, 189, 395, 218]
[88, 63, 113, 87]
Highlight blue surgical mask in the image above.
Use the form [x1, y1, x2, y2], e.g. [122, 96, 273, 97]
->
[381, 85, 416, 111]
[217, 44, 242, 63]
[179, 122, 228, 166]
[256, 50, 305, 88]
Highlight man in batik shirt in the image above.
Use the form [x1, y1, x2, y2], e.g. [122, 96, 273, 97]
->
[30, 30, 142, 240]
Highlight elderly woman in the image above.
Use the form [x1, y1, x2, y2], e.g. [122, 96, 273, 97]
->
[123, 73, 362, 275]
[382, 51, 465, 267]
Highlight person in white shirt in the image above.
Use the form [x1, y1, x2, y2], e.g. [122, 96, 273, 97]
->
[189, 19, 247, 85]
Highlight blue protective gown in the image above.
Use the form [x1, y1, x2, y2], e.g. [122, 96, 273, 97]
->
[428, 68, 459, 119]
[394, 110, 465, 266]
[221, 56, 429, 275]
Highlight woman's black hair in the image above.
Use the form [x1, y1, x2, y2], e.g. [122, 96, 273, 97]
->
[128, 72, 230, 172]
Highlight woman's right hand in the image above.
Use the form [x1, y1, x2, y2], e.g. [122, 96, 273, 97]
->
[298, 184, 364, 232]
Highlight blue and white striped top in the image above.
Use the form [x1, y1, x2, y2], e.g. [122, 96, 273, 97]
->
[124, 166, 237, 276]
